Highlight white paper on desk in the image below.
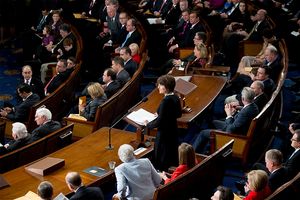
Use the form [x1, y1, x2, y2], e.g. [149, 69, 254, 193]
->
[147, 18, 165, 24]
[53, 193, 69, 200]
[291, 31, 300, 37]
[174, 76, 192, 82]
[127, 108, 157, 126]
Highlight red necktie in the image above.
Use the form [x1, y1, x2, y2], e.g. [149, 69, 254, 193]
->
[44, 75, 56, 94]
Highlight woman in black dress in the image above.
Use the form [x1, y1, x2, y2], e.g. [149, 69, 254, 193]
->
[145, 75, 182, 171]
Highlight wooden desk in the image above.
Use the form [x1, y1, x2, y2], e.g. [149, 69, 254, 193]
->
[0, 128, 152, 199]
[131, 75, 226, 128]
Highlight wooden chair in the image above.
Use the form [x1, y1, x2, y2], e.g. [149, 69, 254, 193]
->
[265, 172, 300, 200]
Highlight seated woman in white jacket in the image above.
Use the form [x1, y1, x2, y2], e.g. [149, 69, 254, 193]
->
[113, 144, 162, 200]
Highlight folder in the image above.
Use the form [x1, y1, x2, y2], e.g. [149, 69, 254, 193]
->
[25, 157, 65, 176]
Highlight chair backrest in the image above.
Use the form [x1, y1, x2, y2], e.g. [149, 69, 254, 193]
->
[153, 140, 234, 200]
[265, 172, 300, 200]
[0, 124, 74, 173]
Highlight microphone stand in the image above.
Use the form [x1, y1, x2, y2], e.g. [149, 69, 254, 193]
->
[105, 97, 148, 150]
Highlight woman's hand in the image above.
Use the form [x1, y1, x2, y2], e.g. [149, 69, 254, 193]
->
[159, 171, 168, 180]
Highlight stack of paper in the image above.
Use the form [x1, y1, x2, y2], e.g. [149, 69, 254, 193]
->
[127, 109, 157, 126]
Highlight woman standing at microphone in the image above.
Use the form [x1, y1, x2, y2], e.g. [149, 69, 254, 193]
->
[145, 75, 182, 171]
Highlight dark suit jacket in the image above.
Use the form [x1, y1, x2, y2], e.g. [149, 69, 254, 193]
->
[179, 22, 204, 48]
[106, 13, 121, 41]
[265, 55, 282, 82]
[5, 135, 31, 152]
[116, 69, 130, 86]
[284, 149, 300, 179]
[164, 4, 181, 25]
[105, 81, 120, 99]
[262, 78, 276, 98]
[124, 58, 138, 77]
[70, 186, 104, 200]
[150, 0, 163, 13]
[46, 71, 70, 94]
[122, 30, 142, 47]
[6, 93, 40, 122]
[269, 167, 289, 192]
[147, 94, 182, 170]
[254, 93, 268, 112]
[84, 0, 102, 19]
[115, 25, 128, 45]
[19, 78, 45, 101]
[29, 120, 62, 142]
[82, 95, 107, 121]
[248, 19, 271, 42]
[224, 102, 259, 134]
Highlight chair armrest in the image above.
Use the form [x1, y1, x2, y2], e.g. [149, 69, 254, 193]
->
[210, 130, 250, 159]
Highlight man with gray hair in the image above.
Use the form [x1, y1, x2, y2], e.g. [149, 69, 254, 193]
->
[265, 149, 289, 191]
[29, 107, 61, 142]
[113, 144, 161, 200]
[225, 80, 268, 112]
[1, 122, 31, 153]
[193, 87, 259, 153]
[65, 171, 104, 200]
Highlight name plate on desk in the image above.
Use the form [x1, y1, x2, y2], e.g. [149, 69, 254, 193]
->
[174, 78, 197, 96]
[25, 157, 65, 176]
[0, 175, 9, 189]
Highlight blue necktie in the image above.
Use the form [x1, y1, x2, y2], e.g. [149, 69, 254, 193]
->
[121, 33, 130, 47]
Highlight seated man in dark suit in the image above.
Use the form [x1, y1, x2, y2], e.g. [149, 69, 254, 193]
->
[168, 11, 204, 53]
[265, 149, 289, 192]
[0, 122, 31, 155]
[21, 65, 45, 100]
[65, 171, 104, 200]
[29, 107, 61, 142]
[120, 47, 138, 77]
[193, 87, 259, 153]
[284, 129, 300, 179]
[111, 56, 131, 87]
[102, 68, 121, 99]
[225, 80, 268, 112]
[44, 59, 69, 96]
[115, 18, 142, 53]
[0, 84, 40, 122]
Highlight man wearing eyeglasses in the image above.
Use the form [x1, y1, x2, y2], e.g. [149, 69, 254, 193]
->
[285, 129, 300, 179]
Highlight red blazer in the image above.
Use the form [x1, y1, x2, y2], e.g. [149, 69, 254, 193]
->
[244, 186, 271, 200]
[165, 164, 188, 184]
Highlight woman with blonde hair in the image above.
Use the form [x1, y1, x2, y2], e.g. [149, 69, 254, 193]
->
[159, 142, 196, 184]
[244, 170, 271, 200]
[79, 82, 107, 121]
[129, 43, 141, 64]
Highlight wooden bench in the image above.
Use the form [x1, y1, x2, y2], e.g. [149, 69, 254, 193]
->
[209, 40, 288, 165]
[64, 52, 148, 138]
[266, 172, 300, 200]
[0, 123, 74, 173]
[152, 139, 234, 200]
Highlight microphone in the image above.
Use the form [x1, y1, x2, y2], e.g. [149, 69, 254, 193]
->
[105, 96, 148, 150]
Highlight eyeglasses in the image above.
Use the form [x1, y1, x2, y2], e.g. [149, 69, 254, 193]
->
[291, 138, 298, 142]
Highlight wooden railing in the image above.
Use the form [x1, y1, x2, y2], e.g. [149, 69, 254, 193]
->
[0, 123, 74, 173]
